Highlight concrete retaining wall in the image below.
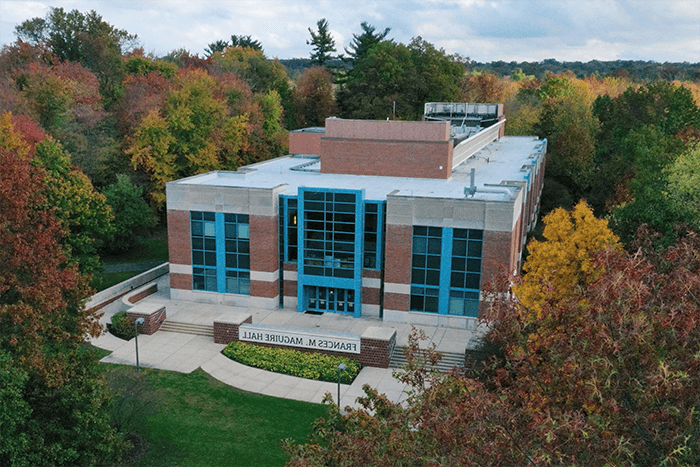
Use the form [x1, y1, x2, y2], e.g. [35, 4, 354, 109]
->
[86, 263, 169, 313]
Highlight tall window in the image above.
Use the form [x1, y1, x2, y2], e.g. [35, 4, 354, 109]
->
[224, 213, 250, 294]
[449, 229, 482, 317]
[409, 226, 483, 316]
[363, 203, 379, 269]
[191, 212, 217, 292]
[410, 226, 442, 313]
[191, 211, 250, 295]
[302, 191, 356, 278]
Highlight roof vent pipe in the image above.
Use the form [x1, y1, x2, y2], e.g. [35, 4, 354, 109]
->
[464, 168, 477, 197]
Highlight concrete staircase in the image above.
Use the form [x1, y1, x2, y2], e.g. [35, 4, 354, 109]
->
[159, 320, 214, 338]
[389, 346, 465, 372]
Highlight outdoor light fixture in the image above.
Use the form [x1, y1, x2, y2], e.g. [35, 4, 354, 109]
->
[337, 363, 347, 410]
[134, 318, 145, 371]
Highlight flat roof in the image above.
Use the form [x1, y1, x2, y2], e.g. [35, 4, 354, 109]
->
[170, 136, 545, 202]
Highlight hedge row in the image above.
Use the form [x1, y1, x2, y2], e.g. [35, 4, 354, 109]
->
[222, 342, 361, 384]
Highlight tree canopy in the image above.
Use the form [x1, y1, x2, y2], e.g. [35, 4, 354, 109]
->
[286, 218, 700, 466]
[0, 111, 124, 465]
[307, 18, 336, 68]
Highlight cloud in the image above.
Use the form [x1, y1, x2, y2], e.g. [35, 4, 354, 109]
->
[0, 0, 697, 62]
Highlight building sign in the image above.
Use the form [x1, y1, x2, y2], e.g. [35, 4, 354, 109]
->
[239, 324, 361, 354]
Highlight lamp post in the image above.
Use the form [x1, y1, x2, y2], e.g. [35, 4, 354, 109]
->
[134, 318, 145, 371]
[337, 363, 346, 410]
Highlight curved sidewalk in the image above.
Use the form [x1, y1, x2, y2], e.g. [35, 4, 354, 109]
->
[92, 326, 409, 410]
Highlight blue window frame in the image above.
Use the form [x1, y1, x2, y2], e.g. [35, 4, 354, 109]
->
[280, 196, 298, 262]
[191, 212, 217, 291]
[449, 229, 482, 317]
[409, 226, 483, 316]
[224, 213, 250, 294]
[191, 211, 250, 295]
[301, 191, 356, 278]
[296, 188, 363, 318]
[410, 226, 442, 313]
[363, 202, 385, 269]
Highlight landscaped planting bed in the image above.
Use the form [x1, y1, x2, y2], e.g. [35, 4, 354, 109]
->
[222, 342, 361, 383]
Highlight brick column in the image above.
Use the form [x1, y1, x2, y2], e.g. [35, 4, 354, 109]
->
[383, 224, 412, 311]
[249, 215, 279, 298]
[168, 210, 192, 291]
[213, 313, 253, 344]
[359, 327, 397, 368]
[126, 302, 166, 335]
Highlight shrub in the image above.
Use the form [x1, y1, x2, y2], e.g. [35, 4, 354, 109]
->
[222, 342, 361, 384]
[108, 311, 137, 340]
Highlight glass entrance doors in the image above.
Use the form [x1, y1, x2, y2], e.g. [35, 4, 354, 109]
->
[306, 286, 355, 314]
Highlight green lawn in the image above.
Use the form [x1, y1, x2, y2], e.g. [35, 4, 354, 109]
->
[92, 235, 170, 291]
[100, 235, 170, 264]
[103, 364, 327, 467]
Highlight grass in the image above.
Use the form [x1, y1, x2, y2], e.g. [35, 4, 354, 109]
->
[100, 236, 170, 264]
[102, 364, 327, 467]
[92, 271, 140, 291]
[92, 234, 170, 291]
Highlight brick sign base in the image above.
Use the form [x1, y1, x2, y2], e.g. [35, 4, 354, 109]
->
[214, 315, 396, 369]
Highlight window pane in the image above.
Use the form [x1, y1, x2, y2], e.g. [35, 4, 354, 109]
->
[466, 273, 480, 290]
[426, 269, 440, 286]
[225, 223, 236, 238]
[449, 298, 464, 316]
[468, 241, 482, 258]
[453, 240, 467, 257]
[467, 258, 481, 272]
[192, 251, 203, 265]
[427, 238, 441, 255]
[191, 221, 203, 237]
[238, 224, 249, 239]
[204, 221, 216, 237]
[425, 296, 439, 313]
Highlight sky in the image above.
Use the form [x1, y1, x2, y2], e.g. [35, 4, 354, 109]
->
[1, 0, 699, 63]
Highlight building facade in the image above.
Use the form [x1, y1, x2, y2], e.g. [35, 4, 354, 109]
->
[166, 103, 546, 330]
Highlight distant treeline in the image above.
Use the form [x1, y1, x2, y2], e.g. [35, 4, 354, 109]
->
[281, 57, 700, 82]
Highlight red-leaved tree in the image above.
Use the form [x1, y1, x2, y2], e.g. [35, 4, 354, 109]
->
[285, 230, 700, 466]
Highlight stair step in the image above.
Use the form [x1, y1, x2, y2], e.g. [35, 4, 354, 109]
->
[389, 346, 465, 371]
[159, 320, 214, 337]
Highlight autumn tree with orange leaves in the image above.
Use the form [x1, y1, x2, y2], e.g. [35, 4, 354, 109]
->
[285, 213, 700, 467]
[0, 112, 125, 466]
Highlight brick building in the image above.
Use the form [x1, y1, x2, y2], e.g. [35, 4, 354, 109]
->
[166, 103, 546, 330]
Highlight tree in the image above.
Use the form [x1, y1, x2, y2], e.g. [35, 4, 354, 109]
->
[516, 200, 620, 310]
[337, 37, 464, 120]
[307, 18, 336, 68]
[230, 35, 263, 51]
[343, 22, 391, 67]
[205, 39, 230, 57]
[102, 174, 156, 254]
[293, 66, 337, 128]
[15, 7, 139, 106]
[664, 140, 700, 228]
[34, 134, 114, 274]
[0, 112, 125, 465]
[127, 69, 267, 205]
[286, 229, 700, 466]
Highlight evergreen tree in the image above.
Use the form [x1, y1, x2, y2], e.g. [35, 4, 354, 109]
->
[307, 18, 336, 68]
[343, 22, 391, 67]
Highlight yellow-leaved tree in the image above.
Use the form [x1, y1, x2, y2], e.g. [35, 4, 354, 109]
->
[516, 200, 620, 314]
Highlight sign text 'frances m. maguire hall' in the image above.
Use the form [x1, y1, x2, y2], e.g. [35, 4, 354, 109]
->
[239, 324, 361, 354]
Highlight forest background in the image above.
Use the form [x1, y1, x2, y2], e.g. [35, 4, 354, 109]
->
[1, 7, 699, 466]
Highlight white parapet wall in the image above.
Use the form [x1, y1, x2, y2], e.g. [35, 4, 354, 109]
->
[86, 263, 169, 311]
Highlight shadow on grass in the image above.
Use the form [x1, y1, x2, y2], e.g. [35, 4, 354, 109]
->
[102, 364, 327, 467]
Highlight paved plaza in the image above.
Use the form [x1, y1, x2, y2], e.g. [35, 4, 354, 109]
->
[91, 275, 486, 409]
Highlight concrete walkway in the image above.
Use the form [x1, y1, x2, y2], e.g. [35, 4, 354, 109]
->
[91, 275, 484, 409]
